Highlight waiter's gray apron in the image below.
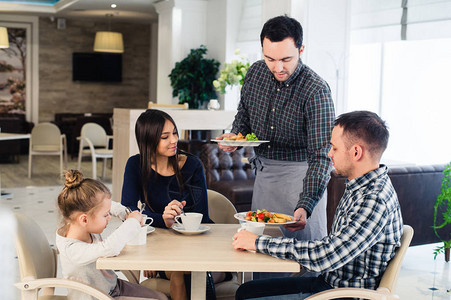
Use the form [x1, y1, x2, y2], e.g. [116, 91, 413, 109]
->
[250, 156, 327, 241]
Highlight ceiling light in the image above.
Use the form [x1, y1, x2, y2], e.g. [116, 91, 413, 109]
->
[0, 27, 9, 48]
[111, 4, 117, 8]
[93, 14, 123, 53]
[94, 32, 124, 53]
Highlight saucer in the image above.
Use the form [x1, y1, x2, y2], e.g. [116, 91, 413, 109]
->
[147, 226, 155, 234]
[172, 224, 210, 235]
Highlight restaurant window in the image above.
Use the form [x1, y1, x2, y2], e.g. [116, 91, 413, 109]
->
[347, 0, 451, 165]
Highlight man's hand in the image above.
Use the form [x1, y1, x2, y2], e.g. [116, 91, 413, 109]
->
[215, 133, 238, 153]
[232, 229, 258, 251]
[283, 207, 307, 232]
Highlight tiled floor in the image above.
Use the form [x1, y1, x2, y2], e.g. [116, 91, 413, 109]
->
[2, 185, 450, 299]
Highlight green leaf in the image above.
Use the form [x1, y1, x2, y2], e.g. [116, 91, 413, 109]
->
[433, 162, 451, 255]
[169, 45, 220, 108]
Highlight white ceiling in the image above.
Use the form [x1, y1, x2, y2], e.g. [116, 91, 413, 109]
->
[0, 0, 161, 23]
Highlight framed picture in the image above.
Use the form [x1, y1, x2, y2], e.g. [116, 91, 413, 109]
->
[0, 15, 38, 123]
[0, 28, 26, 114]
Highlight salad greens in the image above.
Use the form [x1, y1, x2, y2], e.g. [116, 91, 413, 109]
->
[245, 133, 258, 141]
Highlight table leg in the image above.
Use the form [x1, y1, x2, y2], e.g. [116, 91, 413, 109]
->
[191, 271, 206, 300]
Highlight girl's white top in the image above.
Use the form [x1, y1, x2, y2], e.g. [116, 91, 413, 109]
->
[56, 201, 140, 300]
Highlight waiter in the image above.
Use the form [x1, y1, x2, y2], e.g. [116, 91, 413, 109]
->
[217, 15, 335, 242]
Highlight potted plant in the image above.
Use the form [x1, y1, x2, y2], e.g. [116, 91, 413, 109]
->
[433, 161, 451, 262]
[213, 49, 250, 95]
[169, 45, 220, 109]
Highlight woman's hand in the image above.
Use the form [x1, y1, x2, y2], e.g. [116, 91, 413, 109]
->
[143, 270, 157, 278]
[126, 210, 143, 225]
[163, 200, 186, 228]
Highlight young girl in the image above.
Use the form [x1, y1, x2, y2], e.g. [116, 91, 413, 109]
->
[56, 169, 168, 300]
[121, 109, 226, 300]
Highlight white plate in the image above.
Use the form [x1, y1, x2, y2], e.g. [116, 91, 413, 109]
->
[234, 212, 297, 225]
[147, 226, 155, 234]
[172, 224, 210, 235]
[210, 139, 269, 147]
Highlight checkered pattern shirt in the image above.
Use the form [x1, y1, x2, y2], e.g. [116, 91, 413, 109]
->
[256, 165, 403, 289]
[232, 59, 335, 215]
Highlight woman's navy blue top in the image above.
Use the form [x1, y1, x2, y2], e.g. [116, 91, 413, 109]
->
[121, 154, 213, 228]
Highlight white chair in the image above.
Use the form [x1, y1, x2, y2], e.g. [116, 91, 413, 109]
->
[305, 225, 414, 300]
[77, 122, 113, 179]
[14, 213, 113, 300]
[28, 122, 67, 178]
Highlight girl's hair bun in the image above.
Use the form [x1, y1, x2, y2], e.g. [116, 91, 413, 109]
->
[64, 170, 83, 189]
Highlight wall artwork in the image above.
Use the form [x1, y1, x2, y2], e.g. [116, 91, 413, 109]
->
[0, 28, 26, 114]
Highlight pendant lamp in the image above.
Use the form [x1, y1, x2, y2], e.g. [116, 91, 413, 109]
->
[94, 31, 123, 53]
[93, 14, 123, 53]
[0, 27, 9, 48]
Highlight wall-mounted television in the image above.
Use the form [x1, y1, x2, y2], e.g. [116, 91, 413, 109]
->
[72, 52, 122, 82]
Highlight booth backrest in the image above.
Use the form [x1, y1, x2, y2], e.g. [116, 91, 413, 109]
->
[200, 143, 256, 212]
[201, 143, 255, 186]
[327, 164, 445, 246]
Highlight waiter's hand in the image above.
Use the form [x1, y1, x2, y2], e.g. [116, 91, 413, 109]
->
[283, 208, 307, 232]
[215, 133, 238, 152]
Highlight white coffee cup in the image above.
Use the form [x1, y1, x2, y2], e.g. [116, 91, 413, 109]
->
[238, 222, 265, 235]
[142, 214, 154, 226]
[127, 216, 154, 246]
[175, 212, 203, 231]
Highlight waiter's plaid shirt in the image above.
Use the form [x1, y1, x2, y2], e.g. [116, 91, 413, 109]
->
[256, 165, 403, 289]
[232, 59, 335, 215]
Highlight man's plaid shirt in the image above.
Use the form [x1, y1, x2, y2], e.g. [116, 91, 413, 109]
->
[232, 59, 335, 215]
[256, 165, 403, 289]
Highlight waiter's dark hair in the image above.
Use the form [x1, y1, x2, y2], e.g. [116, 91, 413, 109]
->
[334, 111, 389, 159]
[260, 15, 303, 49]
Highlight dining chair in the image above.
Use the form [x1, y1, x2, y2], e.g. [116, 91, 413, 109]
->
[77, 122, 113, 179]
[28, 122, 67, 178]
[13, 213, 114, 300]
[305, 225, 414, 300]
[207, 189, 239, 224]
[147, 102, 189, 110]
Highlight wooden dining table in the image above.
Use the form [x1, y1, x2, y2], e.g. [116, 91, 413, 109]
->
[97, 224, 300, 300]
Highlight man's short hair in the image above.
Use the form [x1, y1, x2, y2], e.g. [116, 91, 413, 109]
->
[260, 15, 303, 49]
[334, 111, 389, 159]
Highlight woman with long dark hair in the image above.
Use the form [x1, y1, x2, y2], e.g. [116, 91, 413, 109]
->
[121, 109, 220, 300]
[122, 109, 211, 228]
